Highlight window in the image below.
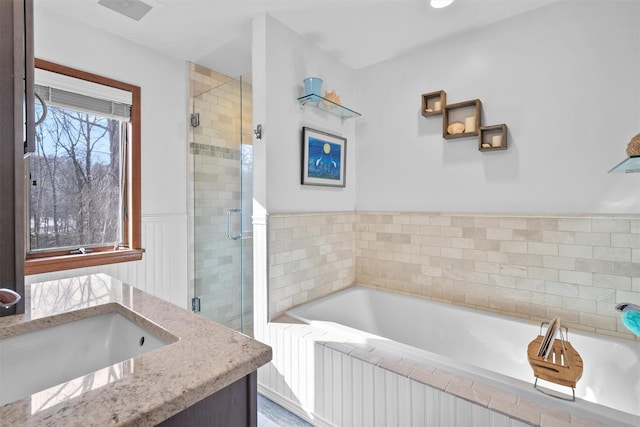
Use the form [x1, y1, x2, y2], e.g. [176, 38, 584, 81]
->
[25, 60, 142, 275]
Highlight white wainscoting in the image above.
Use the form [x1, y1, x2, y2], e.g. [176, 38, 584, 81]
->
[26, 213, 188, 308]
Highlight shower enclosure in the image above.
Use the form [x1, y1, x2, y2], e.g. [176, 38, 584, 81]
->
[189, 66, 253, 335]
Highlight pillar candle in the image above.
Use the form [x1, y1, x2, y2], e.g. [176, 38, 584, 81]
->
[464, 116, 476, 133]
[434, 101, 441, 111]
[492, 135, 503, 147]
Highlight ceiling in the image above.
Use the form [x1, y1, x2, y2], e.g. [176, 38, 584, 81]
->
[36, 0, 560, 76]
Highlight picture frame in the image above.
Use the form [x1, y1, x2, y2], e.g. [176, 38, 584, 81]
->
[301, 127, 346, 187]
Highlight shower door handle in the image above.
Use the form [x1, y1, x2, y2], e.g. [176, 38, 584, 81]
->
[226, 208, 242, 240]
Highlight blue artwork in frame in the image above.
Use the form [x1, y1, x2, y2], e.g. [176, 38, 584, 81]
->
[301, 127, 346, 187]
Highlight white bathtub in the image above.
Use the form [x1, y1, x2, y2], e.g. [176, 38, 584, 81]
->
[286, 286, 640, 426]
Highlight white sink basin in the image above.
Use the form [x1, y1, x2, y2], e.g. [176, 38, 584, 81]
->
[0, 306, 176, 406]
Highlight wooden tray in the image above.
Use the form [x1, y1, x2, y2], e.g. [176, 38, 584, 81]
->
[527, 335, 583, 388]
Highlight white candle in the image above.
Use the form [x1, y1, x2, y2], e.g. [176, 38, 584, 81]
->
[492, 135, 503, 147]
[434, 101, 441, 111]
[464, 116, 476, 133]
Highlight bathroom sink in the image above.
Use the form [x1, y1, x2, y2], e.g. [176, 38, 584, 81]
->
[0, 305, 177, 406]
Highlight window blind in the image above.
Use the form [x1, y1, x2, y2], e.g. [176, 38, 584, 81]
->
[35, 84, 131, 120]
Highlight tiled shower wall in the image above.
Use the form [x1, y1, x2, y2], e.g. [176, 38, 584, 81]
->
[188, 63, 253, 332]
[269, 212, 640, 341]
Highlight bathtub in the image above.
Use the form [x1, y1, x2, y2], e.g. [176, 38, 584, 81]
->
[286, 286, 640, 426]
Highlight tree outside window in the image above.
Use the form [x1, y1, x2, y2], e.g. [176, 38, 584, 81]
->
[30, 105, 123, 251]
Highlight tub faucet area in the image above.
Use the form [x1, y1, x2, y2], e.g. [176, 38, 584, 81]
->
[616, 302, 640, 312]
[0, 288, 21, 309]
[616, 302, 640, 336]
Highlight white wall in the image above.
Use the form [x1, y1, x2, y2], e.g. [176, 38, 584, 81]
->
[35, 7, 188, 215]
[355, 0, 640, 214]
[253, 14, 358, 214]
[31, 7, 189, 307]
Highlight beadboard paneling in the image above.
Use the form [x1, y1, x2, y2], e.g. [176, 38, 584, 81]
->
[26, 214, 188, 308]
[257, 323, 544, 427]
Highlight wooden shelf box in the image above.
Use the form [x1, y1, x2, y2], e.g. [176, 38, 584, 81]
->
[479, 124, 508, 151]
[421, 90, 446, 117]
[443, 99, 482, 139]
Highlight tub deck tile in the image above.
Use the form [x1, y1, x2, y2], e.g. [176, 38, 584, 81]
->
[350, 347, 384, 365]
[324, 341, 357, 355]
[535, 400, 604, 427]
[566, 415, 606, 427]
[376, 357, 416, 377]
[540, 413, 604, 427]
[408, 367, 455, 392]
[447, 375, 474, 388]
[445, 378, 493, 408]
[407, 363, 436, 377]
[539, 418, 574, 427]
[316, 330, 353, 343]
[271, 314, 303, 325]
[369, 347, 404, 364]
[517, 396, 571, 423]
[396, 357, 425, 373]
[345, 341, 376, 353]
[283, 324, 315, 339]
[471, 381, 517, 405]
[300, 328, 330, 342]
[489, 397, 542, 426]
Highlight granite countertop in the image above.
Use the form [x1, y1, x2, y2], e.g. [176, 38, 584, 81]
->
[0, 274, 272, 426]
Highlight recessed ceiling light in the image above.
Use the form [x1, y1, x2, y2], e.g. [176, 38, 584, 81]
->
[431, 0, 455, 8]
[98, 0, 153, 22]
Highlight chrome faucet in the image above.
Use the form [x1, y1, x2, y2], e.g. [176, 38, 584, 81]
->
[0, 288, 21, 309]
[616, 302, 640, 312]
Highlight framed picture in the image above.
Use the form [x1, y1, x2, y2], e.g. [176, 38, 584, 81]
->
[301, 127, 346, 187]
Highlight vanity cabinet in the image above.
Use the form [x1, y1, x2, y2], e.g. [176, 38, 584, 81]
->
[0, 275, 272, 427]
[159, 372, 257, 427]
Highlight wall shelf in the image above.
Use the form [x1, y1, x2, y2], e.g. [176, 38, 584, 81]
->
[297, 94, 361, 121]
[421, 90, 508, 152]
[421, 90, 446, 117]
[443, 99, 482, 139]
[609, 155, 640, 173]
[479, 124, 508, 152]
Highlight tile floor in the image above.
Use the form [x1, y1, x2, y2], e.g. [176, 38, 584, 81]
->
[257, 394, 312, 427]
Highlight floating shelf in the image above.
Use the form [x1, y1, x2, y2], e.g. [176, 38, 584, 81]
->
[443, 99, 482, 140]
[609, 155, 640, 173]
[421, 90, 446, 117]
[421, 90, 508, 151]
[297, 94, 361, 120]
[479, 124, 508, 152]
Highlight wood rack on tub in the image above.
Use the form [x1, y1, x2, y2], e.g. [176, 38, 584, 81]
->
[527, 321, 583, 401]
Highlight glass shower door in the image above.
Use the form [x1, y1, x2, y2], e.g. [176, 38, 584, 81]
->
[190, 73, 253, 335]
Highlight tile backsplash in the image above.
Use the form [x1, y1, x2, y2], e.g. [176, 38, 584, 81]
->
[268, 213, 356, 317]
[268, 211, 640, 341]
